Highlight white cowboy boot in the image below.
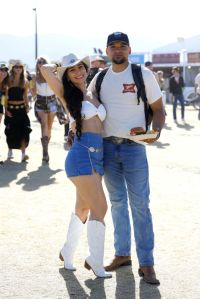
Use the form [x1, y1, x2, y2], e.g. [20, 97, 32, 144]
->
[59, 213, 84, 271]
[84, 220, 112, 278]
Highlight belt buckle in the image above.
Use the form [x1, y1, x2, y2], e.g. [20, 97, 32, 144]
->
[112, 137, 124, 144]
[88, 147, 102, 153]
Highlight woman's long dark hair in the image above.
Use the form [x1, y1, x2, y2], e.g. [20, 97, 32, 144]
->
[0, 72, 9, 92]
[9, 66, 25, 88]
[62, 63, 88, 139]
[36, 56, 48, 83]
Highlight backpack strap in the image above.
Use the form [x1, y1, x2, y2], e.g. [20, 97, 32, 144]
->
[95, 68, 109, 102]
[131, 64, 152, 131]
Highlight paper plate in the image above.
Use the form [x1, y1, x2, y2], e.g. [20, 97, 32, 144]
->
[128, 132, 158, 141]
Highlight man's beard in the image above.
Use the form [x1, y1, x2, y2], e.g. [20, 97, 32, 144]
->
[112, 57, 127, 64]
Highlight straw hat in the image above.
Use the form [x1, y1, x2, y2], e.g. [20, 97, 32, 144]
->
[57, 53, 90, 80]
[9, 59, 26, 70]
[90, 55, 105, 63]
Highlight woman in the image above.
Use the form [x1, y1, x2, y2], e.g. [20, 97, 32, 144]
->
[157, 70, 166, 108]
[0, 63, 9, 163]
[4, 60, 31, 162]
[40, 53, 111, 278]
[32, 56, 57, 163]
[0, 63, 9, 124]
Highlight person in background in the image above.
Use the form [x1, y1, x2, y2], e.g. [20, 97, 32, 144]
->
[88, 32, 165, 285]
[194, 68, 200, 96]
[26, 70, 34, 109]
[145, 61, 159, 81]
[0, 63, 9, 164]
[169, 67, 185, 122]
[0, 63, 9, 124]
[40, 53, 112, 278]
[193, 68, 200, 120]
[4, 60, 31, 162]
[32, 56, 57, 163]
[86, 55, 106, 86]
[157, 70, 167, 109]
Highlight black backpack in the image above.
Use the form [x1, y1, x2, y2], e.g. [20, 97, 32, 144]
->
[95, 64, 153, 132]
[86, 67, 100, 87]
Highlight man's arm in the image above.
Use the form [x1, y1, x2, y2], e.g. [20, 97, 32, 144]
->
[139, 98, 165, 144]
[151, 97, 165, 134]
[132, 98, 165, 144]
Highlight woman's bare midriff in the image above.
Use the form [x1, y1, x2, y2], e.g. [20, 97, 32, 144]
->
[71, 115, 103, 135]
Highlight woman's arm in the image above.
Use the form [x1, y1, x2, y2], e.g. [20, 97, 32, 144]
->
[40, 64, 63, 99]
[4, 87, 12, 117]
[40, 64, 68, 112]
[24, 80, 30, 110]
[30, 75, 37, 97]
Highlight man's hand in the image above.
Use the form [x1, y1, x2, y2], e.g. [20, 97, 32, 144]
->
[130, 127, 160, 144]
[130, 127, 145, 135]
[5, 110, 12, 117]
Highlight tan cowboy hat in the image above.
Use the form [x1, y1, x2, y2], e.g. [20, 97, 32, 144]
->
[57, 53, 90, 81]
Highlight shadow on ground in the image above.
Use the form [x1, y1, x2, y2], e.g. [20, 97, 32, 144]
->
[59, 266, 161, 299]
[0, 160, 27, 187]
[174, 121, 194, 131]
[16, 165, 62, 191]
[59, 268, 89, 298]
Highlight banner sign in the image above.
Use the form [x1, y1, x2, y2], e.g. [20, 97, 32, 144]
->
[129, 54, 145, 64]
[152, 53, 180, 64]
[187, 52, 200, 63]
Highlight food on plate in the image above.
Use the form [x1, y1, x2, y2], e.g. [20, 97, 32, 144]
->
[130, 127, 145, 135]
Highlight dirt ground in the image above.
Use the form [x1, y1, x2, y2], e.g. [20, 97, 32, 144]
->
[0, 104, 200, 299]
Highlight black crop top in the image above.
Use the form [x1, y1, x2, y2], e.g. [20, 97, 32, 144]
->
[8, 87, 24, 101]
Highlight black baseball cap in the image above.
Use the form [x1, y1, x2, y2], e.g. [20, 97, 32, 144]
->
[145, 61, 153, 67]
[0, 63, 8, 70]
[107, 32, 130, 46]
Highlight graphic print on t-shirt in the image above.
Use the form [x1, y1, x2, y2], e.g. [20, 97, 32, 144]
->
[122, 83, 137, 93]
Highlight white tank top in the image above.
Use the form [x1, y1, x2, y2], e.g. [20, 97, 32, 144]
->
[69, 100, 106, 125]
[36, 82, 55, 96]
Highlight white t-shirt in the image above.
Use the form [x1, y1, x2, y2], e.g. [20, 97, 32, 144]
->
[195, 73, 200, 94]
[88, 63, 162, 138]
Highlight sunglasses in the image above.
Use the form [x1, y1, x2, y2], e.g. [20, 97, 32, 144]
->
[37, 60, 46, 64]
[14, 65, 23, 69]
[0, 68, 8, 72]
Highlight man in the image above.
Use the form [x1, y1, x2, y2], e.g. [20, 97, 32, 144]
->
[169, 67, 185, 122]
[194, 68, 200, 96]
[88, 32, 165, 285]
[145, 61, 159, 81]
[193, 69, 200, 120]
[86, 55, 106, 86]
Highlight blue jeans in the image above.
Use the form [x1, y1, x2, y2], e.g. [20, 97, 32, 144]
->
[173, 94, 185, 120]
[103, 140, 154, 266]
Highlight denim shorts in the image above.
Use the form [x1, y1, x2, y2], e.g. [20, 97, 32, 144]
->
[65, 132, 103, 177]
[35, 98, 57, 113]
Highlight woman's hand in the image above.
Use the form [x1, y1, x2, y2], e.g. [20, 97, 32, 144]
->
[25, 105, 30, 113]
[5, 110, 12, 117]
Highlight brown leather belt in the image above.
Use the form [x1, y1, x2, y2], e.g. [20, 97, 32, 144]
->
[104, 136, 134, 144]
[37, 94, 56, 100]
